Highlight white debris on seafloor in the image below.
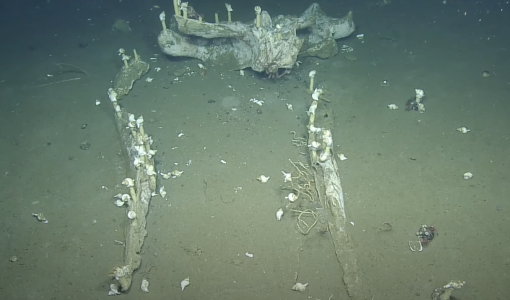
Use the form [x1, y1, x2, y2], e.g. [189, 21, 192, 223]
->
[249, 98, 264, 106]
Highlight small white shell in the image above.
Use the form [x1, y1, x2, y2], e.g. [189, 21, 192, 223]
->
[285, 193, 297, 202]
[134, 145, 145, 155]
[122, 178, 134, 187]
[108, 88, 118, 102]
[108, 283, 121, 296]
[145, 77, 154, 82]
[239, 69, 245, 76]
[387, 104, 399, 110]
[32, 213, 48, 223]
[281, 171, 292, 182]
[121, 194, 131, 201]
[127, 211, 137, 220]
[170, 170, 183, 178]
[146, 165, 157, 176]
[323, 136, 333, 147]
[417, 102, 426, 113]
[308, 141, 320, 150]
[257, 175, 270, 183]
[415, 89, 425, 98]
[311, 88, 322, 100]
[463, 172, 473, 179]
[319, 150, 330, 162]
[456, 127, 470, 134]
[147, 149, 157, 157]
[133, 157, 144, 168]
[114, 199, 125, 207]
[308, 124, 321, 133]
[245, 252, 254, 258]
[135, 145, 147, 156]
[141, 279, 149, 292]
[291, 282, 308, 292]
[181, 277, 190, 291]
[159, 186, 167, 198]
[286, 103, 293, 111]
[276, 208, 284, 221]
[338, 153, 348, 161]
[136, 116, 144, 128]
